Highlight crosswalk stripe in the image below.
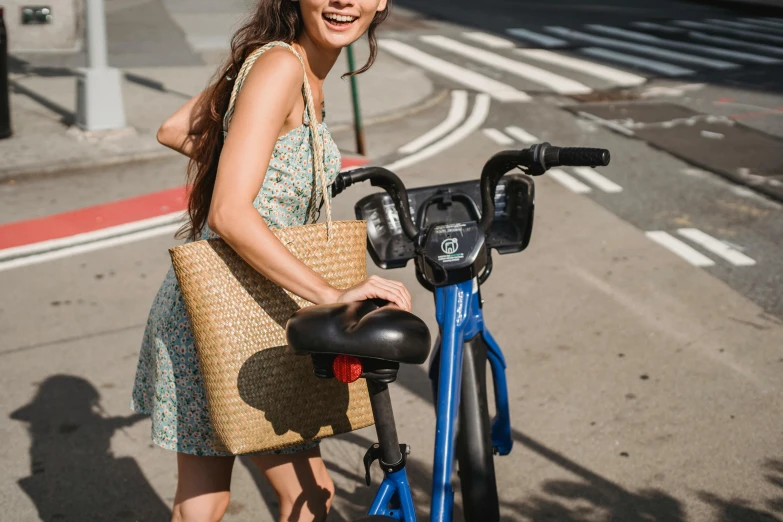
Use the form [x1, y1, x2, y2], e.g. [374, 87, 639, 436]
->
[463, 32, 516, 49]
[645, 231, 715, 267]
[515, 48, 646, 86]
[379, 40, 531, 102]
[688, 31, 783, 57]
[571, 167, 623, 193]
[506, 28, 568, 48]
[399, 90, 469, 154]
[421, 35, 592, 94]
[674, 20, 783, 44]
[739, 17, 783, 29]
[546, 26, 739, 69]
[482, 128, 515, 145]
[548, 169, 592, 193]
[384, 94, 492, 171]
[585, 24, 779, 64]
[579, 47, 695, 77]
[705, 18, 783, 34]
[677, 228, 756, 266]
[630, 21, 685, 33]
[504, 126, 539, 144]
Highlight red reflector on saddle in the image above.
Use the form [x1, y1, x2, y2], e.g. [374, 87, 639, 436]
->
[333, 355, 363, 383]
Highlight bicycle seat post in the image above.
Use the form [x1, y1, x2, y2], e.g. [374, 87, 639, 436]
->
[367, 379, 403, 468]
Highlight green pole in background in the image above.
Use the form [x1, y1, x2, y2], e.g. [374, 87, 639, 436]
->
[346, 44, 366, 156]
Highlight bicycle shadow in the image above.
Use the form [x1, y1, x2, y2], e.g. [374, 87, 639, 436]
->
[10, 375, 171, 521]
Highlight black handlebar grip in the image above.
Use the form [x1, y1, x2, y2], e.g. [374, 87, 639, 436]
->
[549, 147, 610, 168]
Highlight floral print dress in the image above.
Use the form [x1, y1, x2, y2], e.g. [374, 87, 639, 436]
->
[131, 52, 341, 456]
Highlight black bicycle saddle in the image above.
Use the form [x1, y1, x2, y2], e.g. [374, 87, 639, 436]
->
[286, 299, 431, 365]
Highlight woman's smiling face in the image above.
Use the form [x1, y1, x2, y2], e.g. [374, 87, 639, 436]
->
[298, 0, 388, 50]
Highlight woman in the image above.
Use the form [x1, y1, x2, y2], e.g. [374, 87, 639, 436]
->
[131, 1, 411, 521]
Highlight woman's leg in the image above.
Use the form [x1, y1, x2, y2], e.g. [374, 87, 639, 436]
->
[172, 453, 236, 522]
[249, 446, 335, 522]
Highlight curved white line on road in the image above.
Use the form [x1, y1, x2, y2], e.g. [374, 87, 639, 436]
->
[383, 94, 491, 172]
[0, 211, 186, 262]
[398, 90, 468, 154]
[0, 224, 181, 272]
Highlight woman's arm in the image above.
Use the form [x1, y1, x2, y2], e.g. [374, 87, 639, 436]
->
[207, 49, 411, 311]
[157, 91, 206, 157]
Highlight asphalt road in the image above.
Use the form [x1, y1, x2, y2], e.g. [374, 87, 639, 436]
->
[2, 1, 783, 521]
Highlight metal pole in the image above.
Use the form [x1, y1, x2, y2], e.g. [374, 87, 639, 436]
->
[76, 0, 126, 131]
[0, 7, 11, 139]
[346, 44, 366, 156]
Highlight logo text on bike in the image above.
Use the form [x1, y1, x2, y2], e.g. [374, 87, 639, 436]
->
[441, 238, 459, 255]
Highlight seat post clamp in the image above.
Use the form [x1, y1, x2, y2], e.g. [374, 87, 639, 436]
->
[363, 443, 409, 486]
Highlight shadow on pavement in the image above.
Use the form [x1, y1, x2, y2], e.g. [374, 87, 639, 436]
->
[10, 375, 171, 521]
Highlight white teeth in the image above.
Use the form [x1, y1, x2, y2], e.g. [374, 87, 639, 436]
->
[325, 13, 355, 23]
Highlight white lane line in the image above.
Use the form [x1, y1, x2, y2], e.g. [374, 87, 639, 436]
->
[398, 90, 468, 154]
[0, 224, 181, 272]
[688, 31, 783, 57]
[463, 32, 516, 49]
[506, 28, 568, 48]
[379, 40, 531, 102]
[482, 128, 515, 146]
[705, 18, 783, 34]
[547, 169, 592, 194]
[515, 48, 646, 87]
[0, 211, 185, 262]
[504, 126, 539, 144]
[586, 24, 779, 64]
[677, 228, 756, 266]
[420, 35, 592, 95]
[571, 167, 623, 193]
[673, 20, 783, 44]
[630, 21, 686, 33]
[579, 47, 695, 77]
[645, 231, 715, 267]
[740, 17, 783, 29]
[546, 26, 739, 69]
[384, 94, 491, 171]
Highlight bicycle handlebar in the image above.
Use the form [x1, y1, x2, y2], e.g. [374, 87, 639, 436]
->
[333, 143, 611, 239]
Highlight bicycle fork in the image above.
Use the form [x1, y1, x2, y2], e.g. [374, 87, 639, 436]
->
[429, 279, 513, 522]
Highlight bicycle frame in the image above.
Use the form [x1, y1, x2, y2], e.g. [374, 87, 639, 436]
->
[366, 277, 513, 521]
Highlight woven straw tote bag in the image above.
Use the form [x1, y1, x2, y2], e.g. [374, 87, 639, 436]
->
[168, 42, 373, 455]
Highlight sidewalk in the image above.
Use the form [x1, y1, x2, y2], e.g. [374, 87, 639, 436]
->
[1, 43, 434, 181]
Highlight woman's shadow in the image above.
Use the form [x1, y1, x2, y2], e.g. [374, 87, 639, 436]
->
[10, 375, 171, 521]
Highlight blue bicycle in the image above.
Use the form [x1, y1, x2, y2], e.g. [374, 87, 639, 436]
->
[286, 143, 611, 521]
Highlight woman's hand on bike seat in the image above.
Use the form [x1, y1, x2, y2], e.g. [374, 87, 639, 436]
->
[334, 275, 412, 312]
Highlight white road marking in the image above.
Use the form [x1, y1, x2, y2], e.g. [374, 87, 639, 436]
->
[384, 94, 492, 171]
[739, 17, 783, 30]
[546, 26, 739, 69]
[379, 40, 531, 102]
[547, 169, 592, 193]
[630, 21, 686, 33]
[688, 31, 783, 57]
[579, 47, 695, 77]
[586, 24, 780, 64]
[398, 90, 469, 154]
[463, 32, 516, 49]
[506, 28, 568, 48]
[677, 228, 756, 266]
[515, 48, 646, 87]
[705, 18, 783, 34]
[571, 167, 623, 193]
[645, 231, 715, 267]
[673, 20, 783, 44]
[504, 126, 539, 144]
[482, 128, 515, 145]
[0, 211, 185, 262]
[0, 224, 181, 272]
[420, 35, 593, 95]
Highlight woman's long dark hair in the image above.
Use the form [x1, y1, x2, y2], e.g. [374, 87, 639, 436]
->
[180, 0, 390, 240]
